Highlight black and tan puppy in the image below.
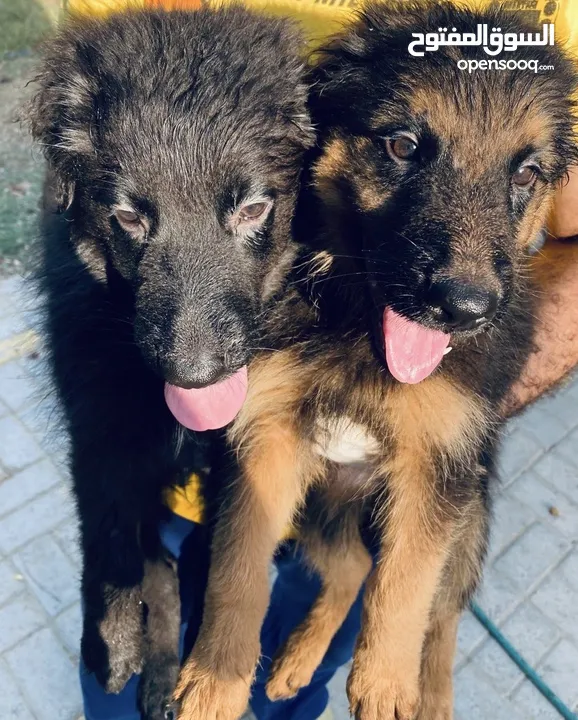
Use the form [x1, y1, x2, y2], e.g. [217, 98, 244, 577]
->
[174, 3, 577, 720]
[26, 8, 312, 719]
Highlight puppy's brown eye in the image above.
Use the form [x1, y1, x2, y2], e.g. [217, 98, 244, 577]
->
[512, 165, 537, 188]
[114, 209, 146, 237]
[387, 136, 418, 162]
[117, 209, 139, 223]
[239, 202, 268, 222]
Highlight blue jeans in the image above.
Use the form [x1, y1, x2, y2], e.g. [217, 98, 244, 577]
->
[81, 513, 364, 720]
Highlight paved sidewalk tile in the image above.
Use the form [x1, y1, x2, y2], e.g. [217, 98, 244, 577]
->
[454, 663, 526, 720]
[542, 392, 578, 432]
[0, 415, 44, 473]
[556, 551, 578, 591]
[498, 602, 561, 670]
[0, 484, 74, 554]
[516, 400, 570, 450]
[512, 679, 567, 720]
[469, 602, 560, 698]
[498, 428, 544, 484]
[511, 639, 578, 717]
[474, 565, 522, 624]
[54, 602, 82, 658]
[6, 628, 83, 720]
[0, 458, 63, 519]
[457, 609, 488, 658]
[0, 397, 10, 419]
[487, 489, 536, 560]
[492, 523, 570, 593]
[532, 450, 578, 505]
[470, 638, 526, 697]
[0, 313, 27, 343]
[0, 361, 33, 413]
[508, 470, 578, 540]
[531, 574, 578, 646]
[0, 660, 35, 720]
[534, 639, 578, 708]
[52, 520, 82, 569]
[0, 558, 26, 607]
[18, 398, 62, 454]
[13, 535, 79, 616]
[0, 284, 16, 319]
[555, 427, 578, 468]
[0, 594, 46, 654]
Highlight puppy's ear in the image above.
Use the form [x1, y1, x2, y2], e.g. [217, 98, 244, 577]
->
[25, 20, 97, 211]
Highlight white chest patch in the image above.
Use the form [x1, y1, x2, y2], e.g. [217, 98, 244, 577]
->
[313, 416, 380, 464]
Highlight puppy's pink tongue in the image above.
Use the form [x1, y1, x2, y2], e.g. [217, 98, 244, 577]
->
[164, 366, 248, 431]
[383, 308, 450, 384]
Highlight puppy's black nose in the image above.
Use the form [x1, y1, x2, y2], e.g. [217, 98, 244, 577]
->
[163, 352, 226, 389]
[428, 279, 498, 330]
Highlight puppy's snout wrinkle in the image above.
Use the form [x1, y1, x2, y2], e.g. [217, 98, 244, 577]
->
[428, 279, 498, 330]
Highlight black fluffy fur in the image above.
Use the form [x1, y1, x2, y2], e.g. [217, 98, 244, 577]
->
[26, 8, 312, 719]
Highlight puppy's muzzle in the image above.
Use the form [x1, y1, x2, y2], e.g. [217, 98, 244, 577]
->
[161, 351, 230, 389]
[427, 279, 498, 331]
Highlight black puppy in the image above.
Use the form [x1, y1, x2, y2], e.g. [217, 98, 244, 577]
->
[26, 7, 312, 719]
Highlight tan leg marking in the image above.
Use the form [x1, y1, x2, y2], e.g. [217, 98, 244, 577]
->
[347, 511, 453, 720]
[418, 498, 488, 720]
[347, 378, 485, 720]
[417, 612, 460, 720]
[175, 352, 322, 719]
[266, 525, 371, 701]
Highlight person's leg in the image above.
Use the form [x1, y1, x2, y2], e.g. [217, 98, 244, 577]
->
[251, 544, 365, 720]
[81, 514, 209, 720]
[82, 523, 364, 720]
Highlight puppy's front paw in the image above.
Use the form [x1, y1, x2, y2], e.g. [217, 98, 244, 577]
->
[347, 654, 420, 720]
[82, 585, 145, 694]
[266, 643, 320, 701]
[415, 692, 453, 720]
[173, 657, 252, 720]
[416, 707, 452, 720]
[138, 653, 180, 720]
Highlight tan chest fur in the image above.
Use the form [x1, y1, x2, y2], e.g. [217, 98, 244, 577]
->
[230, 347, 490, 500]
